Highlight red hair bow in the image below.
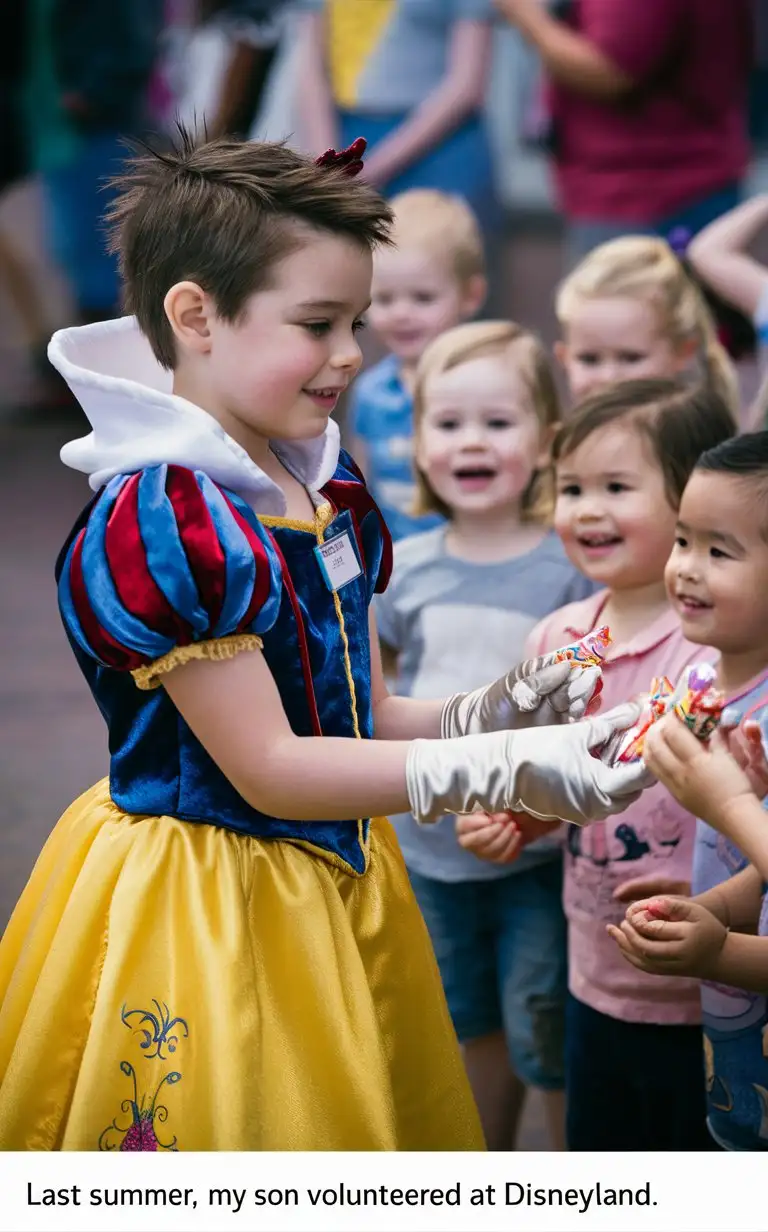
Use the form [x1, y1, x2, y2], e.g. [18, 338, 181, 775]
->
[315, 137, 367, 178]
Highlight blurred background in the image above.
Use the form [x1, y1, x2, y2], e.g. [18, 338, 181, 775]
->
[0, 0, 766, 1143]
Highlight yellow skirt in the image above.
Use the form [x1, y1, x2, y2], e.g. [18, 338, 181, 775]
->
[0, 780, 484, 1151]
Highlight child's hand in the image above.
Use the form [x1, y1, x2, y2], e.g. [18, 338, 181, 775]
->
[643, 713, 757, 829]
[721, 718, 768, 798]
[612, 876, 690, 904]
[455, 810, 562, 864]
[455, 812, 523, 863]
[607, 896, 728, 979]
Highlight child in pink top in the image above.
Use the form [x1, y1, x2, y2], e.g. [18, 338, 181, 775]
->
[526, 589, 711, 1032]
[459, 375, 735, 1150]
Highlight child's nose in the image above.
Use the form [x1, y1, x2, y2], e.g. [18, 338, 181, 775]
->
[677, 556, 702, 582]
[331, 337, 363, 372]
[574, 494, 605, 519]
[598, 361, 622, 385]
[458, 424, 486, 447]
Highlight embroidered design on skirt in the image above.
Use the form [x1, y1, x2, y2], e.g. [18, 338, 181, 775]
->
[99, 1000, 189, 1151]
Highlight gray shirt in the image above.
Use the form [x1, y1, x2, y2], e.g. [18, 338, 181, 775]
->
[376, 526, 596, 882]
[298, 0, 492, 112]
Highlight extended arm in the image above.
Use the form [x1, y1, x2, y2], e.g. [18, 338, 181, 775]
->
[163, 633, 648, 826]
[694, 864, 765, 935]
[611, 866, 768, 991]
[709, 932, 768, 995]
[164, 644, 415, 820]
[496, 0, 684, 102]
[495, 0, 632, 100]
[642, 718, 768, 885]
[361, 20, 491, 188]
[687, 196, 768, 320]
[711, 794, 768, 887]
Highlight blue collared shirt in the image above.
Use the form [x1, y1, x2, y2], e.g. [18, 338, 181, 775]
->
[348, 354, 444, 542]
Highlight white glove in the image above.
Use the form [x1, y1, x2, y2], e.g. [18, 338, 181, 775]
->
[408, 701, 653, 826]
[440, 653, 601, 737]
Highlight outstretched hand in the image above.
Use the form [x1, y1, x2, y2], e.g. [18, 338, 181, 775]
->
[720, 718, 768, 798]
[642, 713, 759, 830]
[607, 895, 727, 979]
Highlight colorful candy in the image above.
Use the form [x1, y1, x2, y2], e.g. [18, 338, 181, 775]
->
[673, 662, 723, 740]
[607, 662, 724, 764]
[553, 625, 612, 670]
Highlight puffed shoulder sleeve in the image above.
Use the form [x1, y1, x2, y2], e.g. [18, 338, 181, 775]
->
[321, 448, 393, 600]
[57, 465, 283, 690]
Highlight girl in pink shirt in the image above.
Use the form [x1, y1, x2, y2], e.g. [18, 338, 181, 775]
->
[460, 376, 735, 1149]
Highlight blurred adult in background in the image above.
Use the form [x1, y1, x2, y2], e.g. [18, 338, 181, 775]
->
[0, 2, 51, 384]
[167, 1, 288, 140]
[204, 1, 288, 137]
[497, 0, 753, 264]
[294, 1, 497, 231]
[26, 0, 163, 325]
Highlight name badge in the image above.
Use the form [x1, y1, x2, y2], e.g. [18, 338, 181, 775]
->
[314, 532, 363, 592]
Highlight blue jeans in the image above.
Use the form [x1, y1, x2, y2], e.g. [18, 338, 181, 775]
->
[43, 133, 125, 315]
[565, 994, 716, 1150]
[408, 860, 567, 1089]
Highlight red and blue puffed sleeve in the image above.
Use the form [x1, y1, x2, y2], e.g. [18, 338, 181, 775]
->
[57, 465, 282, 689]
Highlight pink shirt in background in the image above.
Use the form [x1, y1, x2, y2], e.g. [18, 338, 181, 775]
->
[549, 0, 751, 221]
[526, 590, 715, 1025]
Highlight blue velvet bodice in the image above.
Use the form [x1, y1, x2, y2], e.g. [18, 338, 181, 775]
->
[57, 452, 392, 875]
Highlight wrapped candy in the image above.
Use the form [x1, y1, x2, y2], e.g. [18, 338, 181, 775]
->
[605, 662, 724, 764]
[672, 662, 724, 741]
[605, 676, 675, 764]
[553, 625, 612, 670]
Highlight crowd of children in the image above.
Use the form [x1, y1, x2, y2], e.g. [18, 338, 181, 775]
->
[2, 128, 768, 1154]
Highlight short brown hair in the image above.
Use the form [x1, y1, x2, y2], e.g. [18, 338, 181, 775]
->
[107, 129, 393, 369]
[412, 320, 561, 522]
[387, 189, 485, 282]
[553, 378, 737, 508]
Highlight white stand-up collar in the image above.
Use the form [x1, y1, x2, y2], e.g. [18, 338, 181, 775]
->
[49, 315, 341, 515]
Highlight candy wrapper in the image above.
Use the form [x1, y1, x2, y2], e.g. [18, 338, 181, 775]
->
[553, 625, 612, 670]
[604, 662, 724, 764]
[549, 625, 611, 716]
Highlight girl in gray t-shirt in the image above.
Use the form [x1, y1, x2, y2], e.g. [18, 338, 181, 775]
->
[376, 320, 594, 1149]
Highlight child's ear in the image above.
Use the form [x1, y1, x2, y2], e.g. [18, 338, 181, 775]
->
[164, 281, 213, 355]
[554, 340, 569, 370]
[460, 274, 487, 320]
[674, 336, 699, 371]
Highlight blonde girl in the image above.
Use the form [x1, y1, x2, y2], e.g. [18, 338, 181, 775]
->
[377, 320, 595, 1150]
[555, 236, 739, 415]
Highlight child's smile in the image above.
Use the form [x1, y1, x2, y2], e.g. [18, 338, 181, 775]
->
[416, 356, 545, 518]
[556, 423, 677, 590]
[666, 468, 768, 661]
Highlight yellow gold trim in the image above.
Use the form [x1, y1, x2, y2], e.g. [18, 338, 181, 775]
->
[315, 502, 334, 533]
[312, 510, 368, 863]
[131, 634, 263, 690]
[259, 502, 334, 534]
[331, 590, 361, 741]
